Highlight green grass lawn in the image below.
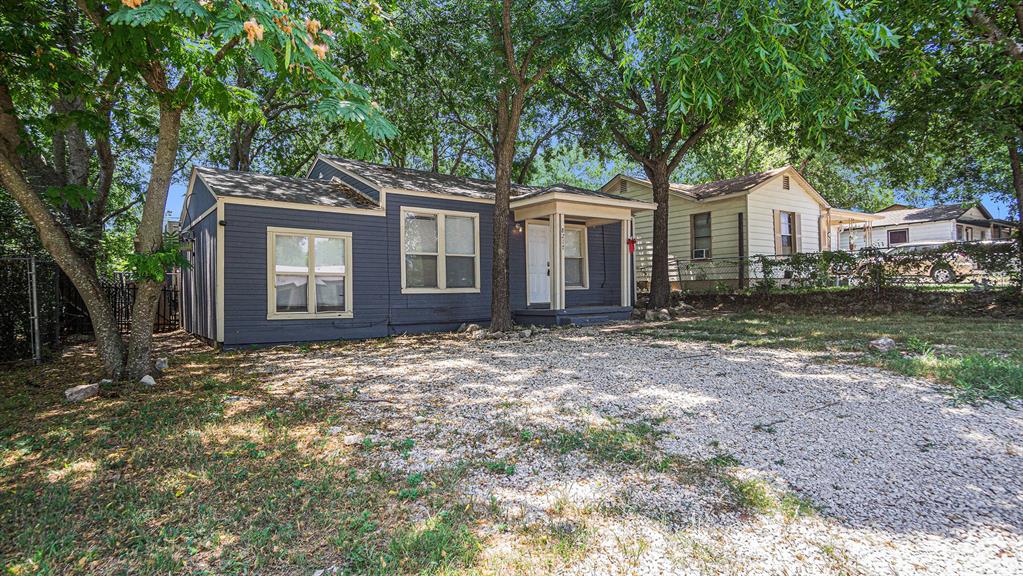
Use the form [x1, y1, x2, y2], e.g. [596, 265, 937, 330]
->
[636, 312, 1023, 403]
[0, 339, 482, 575]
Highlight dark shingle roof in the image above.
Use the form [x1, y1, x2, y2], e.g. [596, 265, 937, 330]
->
[674, 167, 790, 200]
[868, 204, 978, 227]
[320, 156, 632, 202]
[195, 167, 377, 209]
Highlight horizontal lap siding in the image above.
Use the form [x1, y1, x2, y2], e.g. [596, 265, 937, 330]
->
[223, 204, 389, 345]
[746, 177, 822, 255]
[385, 194, 494, 332]
[566, 222, 622, 306]
[840, 220, 954, 248]
[181, 212, 216, 339]
[308, 158, 380, 203]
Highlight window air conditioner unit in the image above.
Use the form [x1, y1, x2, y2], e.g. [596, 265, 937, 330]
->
[692, 249, 708, 260]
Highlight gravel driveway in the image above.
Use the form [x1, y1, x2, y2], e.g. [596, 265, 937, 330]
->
[252, 325, 1023, 575]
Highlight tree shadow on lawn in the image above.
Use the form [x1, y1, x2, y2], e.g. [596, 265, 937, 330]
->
[307, 328, 1023, 542]
[0, 333, 481, 575]
[3, 328, 1021, 574]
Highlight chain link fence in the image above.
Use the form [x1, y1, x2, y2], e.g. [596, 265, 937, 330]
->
[0, 257, 61, 364]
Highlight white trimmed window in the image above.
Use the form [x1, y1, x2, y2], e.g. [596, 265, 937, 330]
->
[564, 225, 588, 289]
[401, 207, 480, 293]
[779, 211, 796, 255]
[267, 227, 353, 319]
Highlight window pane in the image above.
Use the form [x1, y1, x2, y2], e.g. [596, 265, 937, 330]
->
[564, 228, 583, 258]
[275, 275, 308, 312]
[405, 213, 438, 253]
[274, 235, 308, 273]
[693, 236, 712, 251]
[446, 256, 475, 288]
[780, 213, 792, 235]
[315, 275, 345, 312]
[565, 257, 584, 287]
[693, 213, 711, 237]
[405, 254, 438, 288]
[315, 237, 345, 274]
[445, 216, 475, 255]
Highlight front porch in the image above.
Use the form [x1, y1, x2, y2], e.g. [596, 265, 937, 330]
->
[508, 186, 653, 324]
[513, 304, 633, 327]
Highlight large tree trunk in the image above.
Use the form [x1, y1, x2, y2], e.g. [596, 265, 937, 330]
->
[490, 96, 518, 332]
[644, 162, 672, 309]
[0, 153, 126, 376]
[125, 104, 183, 379]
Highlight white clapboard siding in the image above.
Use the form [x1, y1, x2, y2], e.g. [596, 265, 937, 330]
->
[745, 175, 823, 255]
[840, 220, 955, 248]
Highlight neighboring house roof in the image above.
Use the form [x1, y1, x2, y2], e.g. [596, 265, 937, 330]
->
[866, 203, 993, 227]
[604, 165, 829, 206]
[195, 167, 376, 209]
[318, 156, 631, 203]
[671, 167, 790, 200]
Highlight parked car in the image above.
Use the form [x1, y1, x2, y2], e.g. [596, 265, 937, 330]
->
[881, 240, 1013, 283]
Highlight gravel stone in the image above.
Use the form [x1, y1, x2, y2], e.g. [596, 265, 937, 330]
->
[138, 375, 156, 386]
[254, 325, 1023, 574]
[64, 383, 98, 402]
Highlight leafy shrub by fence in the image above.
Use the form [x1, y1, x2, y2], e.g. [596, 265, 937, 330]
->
[655, 241, 1022, 294]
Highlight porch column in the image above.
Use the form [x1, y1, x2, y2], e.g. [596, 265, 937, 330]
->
[550, 212, 565, 310]
[620, 218, 630, 307]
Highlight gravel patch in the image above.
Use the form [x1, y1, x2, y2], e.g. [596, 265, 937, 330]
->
[259, 325, 1023, 575]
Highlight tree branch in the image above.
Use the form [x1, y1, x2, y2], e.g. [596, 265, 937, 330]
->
[968, 8, 1023, 61]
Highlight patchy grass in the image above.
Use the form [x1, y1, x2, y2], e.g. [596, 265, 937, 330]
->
[638, 312, 1023, 402]
[545, 420, 664, 467]
[0, 334, 480, 576]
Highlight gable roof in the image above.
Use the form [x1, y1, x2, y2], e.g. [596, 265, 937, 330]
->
[318, 156, 630, 203]
[671, 167, 790, 200]
[195, 167, 377, 209]
[868, 203, 992, 227]
[604, 166, 828, 206]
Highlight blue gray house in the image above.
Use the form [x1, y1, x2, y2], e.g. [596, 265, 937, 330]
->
[177, 156, 655, 347]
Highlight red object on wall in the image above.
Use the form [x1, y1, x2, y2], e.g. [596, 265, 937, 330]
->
[627, 238, 637, 253]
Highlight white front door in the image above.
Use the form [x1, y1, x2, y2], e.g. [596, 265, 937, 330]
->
[526, 222, 550, 305]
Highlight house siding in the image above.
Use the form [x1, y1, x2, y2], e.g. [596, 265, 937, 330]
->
[180, 210, 217, 340]
[840, 220, 954, 249]
[617, 179, 745, 282]
[308, 158, 381, 203]
[746, 177, 822, 255]
[182, 177, 216, 228]
[189, 182, 627, 346]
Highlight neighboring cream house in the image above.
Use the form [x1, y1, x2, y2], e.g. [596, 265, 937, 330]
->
[837, 203, 1015, 250]
[602, 166, 873, 288]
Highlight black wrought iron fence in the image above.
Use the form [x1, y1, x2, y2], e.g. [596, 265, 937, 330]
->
[0, 257, 180, 365]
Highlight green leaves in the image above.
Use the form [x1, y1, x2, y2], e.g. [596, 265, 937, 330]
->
[43, 185, 97, 211]
[125, 234, 191, 282]
[108, 2, 173, 27]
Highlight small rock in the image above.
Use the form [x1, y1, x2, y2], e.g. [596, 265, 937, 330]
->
[343, 433, 365, 446]
[656, 308, 672, 321]
[65, 383, 99, 402]
[224, 395, 243, 403]
[869, 337, 896, 353]
[154, 357, 169, 371]
[644, 309, 657, 321]
[462, 323, 481, 333]
[519, 329, 532, 338]
[139, 374, 157, 386]
[327, 426, 344, 435]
